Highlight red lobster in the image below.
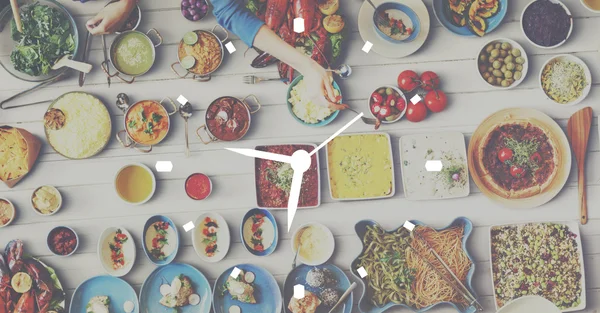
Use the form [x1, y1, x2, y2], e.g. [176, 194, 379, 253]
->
[24, 259, 55, 313]
[0, 257, 15, 313]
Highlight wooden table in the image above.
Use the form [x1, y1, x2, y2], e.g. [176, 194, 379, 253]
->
[1, 0, 599, 312]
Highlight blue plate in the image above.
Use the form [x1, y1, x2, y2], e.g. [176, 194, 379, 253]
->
[70, 276, 138, 313]
[213, 264, 282, 313]
[433, 0, 507, 37]
[240, 208, 279, 256]
[140, 263, 212, 313]
[351, 217, 477, 313]
[287, 75, 341, 127]
[283, 263, 353, 313]
[142, 215, 179, 265]
[373, 2, 421, 43]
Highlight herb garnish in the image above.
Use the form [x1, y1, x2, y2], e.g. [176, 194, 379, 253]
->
[504, 137, 540, 170]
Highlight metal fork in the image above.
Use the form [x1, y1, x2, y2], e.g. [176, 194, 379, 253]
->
[243, 75, 287, 84]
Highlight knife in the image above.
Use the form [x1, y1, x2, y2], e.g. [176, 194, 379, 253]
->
[79, 31, 92, 87]
[102, 34, 111, 87]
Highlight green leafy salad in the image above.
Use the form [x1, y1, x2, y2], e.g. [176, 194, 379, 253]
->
[10, 3, 75, 76]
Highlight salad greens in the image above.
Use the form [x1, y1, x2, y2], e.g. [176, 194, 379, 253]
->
[10, 3, 75, 76]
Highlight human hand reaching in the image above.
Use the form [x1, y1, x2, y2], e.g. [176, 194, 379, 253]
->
[299, 60, 349, 111]
[86, 0, 136, 35]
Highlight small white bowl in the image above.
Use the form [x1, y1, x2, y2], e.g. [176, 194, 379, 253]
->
[291, 222, 335, 266]
[521, 0, 573, 49]
[0, 198, 16, 228]
[47, 226, 79, 257]
[476, 38, 529, 90]
[31, 185, 62, 216]
[539, 54, 592, 106]
[580, 0, 600, 13]
[97, 226, 136, 277]
[367, 85, 407, 123]
[114, 163, 156, 205]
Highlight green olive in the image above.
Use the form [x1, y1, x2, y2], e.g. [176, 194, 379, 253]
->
[489, 56, 496, 63]
[483, 72, 491, 79]
[514, 71, 522, 80]
[494, 43, 501, 49]
[500, 50, 508, 57]
[378, 88, 386, 94]
[511, 48, 521, 57]
[490, 49, 500, 58]
[486, 44, 494, 53]
[501, 42, 512, 50]
[500, 65, 507, 72]
[496, 77, 503, 85]
[487, 66, 494, 73]
[386, 88, 393, 95]
[515, 56, 525, 64]
[501, 80, 509, 87]
[516, 64, 523, 71]
[504, 71, 513, 79]
[492, 60, 501, 69]
[506, 62, 515, 70]
[504, 55, 514, 64]
[493, 70, 503, 77]
[487, 76, 495, 84]
[480, 54, 487, 62]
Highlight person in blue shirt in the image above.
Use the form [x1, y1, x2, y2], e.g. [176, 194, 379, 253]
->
[87, 0, 346, 109]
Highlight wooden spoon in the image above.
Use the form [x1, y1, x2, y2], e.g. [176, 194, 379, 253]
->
[10, 0, 22, 33]
[567, 107, 593, 225]
[51, 55, 93, 73]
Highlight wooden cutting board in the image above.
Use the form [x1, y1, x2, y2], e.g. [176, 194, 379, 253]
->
[567, 107, 593, 225]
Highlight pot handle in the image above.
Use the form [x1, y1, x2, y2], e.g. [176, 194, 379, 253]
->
[193, 74, 211, 82]
[133, 144, 153, 153]
[212, 24, 229, 43]
[242, 94, 261, 114]
[171, 62, 191, 79]
[147, 28, 163, 47]
[102, 61, 135, 84]
[196, 124, 216, 144]
[159, 97, 178, 116]
[116, 130, 133, 148]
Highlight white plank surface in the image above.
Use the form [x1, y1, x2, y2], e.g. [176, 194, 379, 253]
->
[1, 0, 599, 312]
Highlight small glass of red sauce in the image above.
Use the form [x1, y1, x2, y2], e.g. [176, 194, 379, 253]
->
[185, 173, 212, 200]
[47, 226, 79, 256]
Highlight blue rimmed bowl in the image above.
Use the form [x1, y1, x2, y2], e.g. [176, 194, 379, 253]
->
[373, 2, 420, 43]
[240, 208, 278, 256]
[287, 75, 341, 127]
[433, 0, 507, 37]
[142, 215, 179, 265]
[350, 217, 476, 313]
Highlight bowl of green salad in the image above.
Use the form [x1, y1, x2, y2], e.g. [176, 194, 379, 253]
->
[0, 0, 79, 82]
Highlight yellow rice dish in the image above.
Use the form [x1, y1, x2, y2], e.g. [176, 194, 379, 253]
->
[327, 133, 394, 199]
[45, 92, 111, 159]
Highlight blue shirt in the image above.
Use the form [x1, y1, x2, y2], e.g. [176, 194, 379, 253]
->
[211, 0, 265, 47]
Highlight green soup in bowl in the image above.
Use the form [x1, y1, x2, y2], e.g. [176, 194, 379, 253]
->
[111, 30, 160, 77]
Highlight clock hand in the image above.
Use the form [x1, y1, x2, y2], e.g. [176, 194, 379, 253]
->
[225, 148, 293, 163]
[309, 112, 364, 156]
[287, 169, 305, 232]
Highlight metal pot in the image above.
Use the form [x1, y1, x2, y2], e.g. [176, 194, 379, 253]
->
[171, 24, 228, 82]
[196, 95, 261, 144]
[116, 94, 178, 153]
[101, 28, 163, 84]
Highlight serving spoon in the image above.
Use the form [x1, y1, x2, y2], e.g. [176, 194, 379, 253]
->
[567, 107, 593, 225]
[52, 55, 93, 73]
[177, 95, 193, 157]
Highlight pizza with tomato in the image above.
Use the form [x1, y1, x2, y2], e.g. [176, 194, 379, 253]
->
[476, 121, 559, 199]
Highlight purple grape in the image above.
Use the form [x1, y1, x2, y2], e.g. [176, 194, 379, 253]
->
[182, 8, 190, 17]
[200, 4, 207, 11]
[182, 0, 190, 7]
[192, 14, 201, 21]
[188, 8, 196, 15]
[195, 1, 202, 8]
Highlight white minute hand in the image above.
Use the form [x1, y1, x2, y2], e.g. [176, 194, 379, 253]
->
[309, 112, 364, 156]
[225, 148, 293, 163]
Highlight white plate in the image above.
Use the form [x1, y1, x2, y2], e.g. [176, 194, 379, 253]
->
[489, 221, 586, 312]
[97, 226, 135, 277]
[399, 132, 469, 200]
[497, 296, 561, 313]
[192, 212, 230, 263]
[358, 0, 430, 58]
[326, 132, 395, 201]
[539, 54, 592, 106]
[476, 38, 529, 90]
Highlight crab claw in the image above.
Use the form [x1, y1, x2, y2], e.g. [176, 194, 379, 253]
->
[5, 240, 24, 275]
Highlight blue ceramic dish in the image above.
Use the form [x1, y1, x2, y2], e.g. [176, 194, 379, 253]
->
[373, 2, 421, 43]
[433, 0, 507, 37]
[213, 264, 282, 313]
[351, 217, 477, 313]
[283, 263, 353, 313]
[70, 275, 139, 313]
[139, 263, 212, 313]
[240, 208, 279, 256]
[287, 75, 341, 127]
[142, 215, 179, 265]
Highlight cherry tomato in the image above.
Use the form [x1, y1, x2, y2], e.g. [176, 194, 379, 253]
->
[395, 97, 406, 112]
[420, 71, 440, 91]
[405, 100, 427, 122]
[371, 92, 383, 104]
[424, 90, 447, 113]
[498, 148, 513, 163]
[397, 70, 420, 92]
[510, 165, 526, 178]
[530, 152, 542, 163]
[378, 105, 392, 119]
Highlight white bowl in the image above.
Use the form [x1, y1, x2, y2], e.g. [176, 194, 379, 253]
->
[367, 85, 407, 123]
[539, 54, 592, 106]
[291, 222, 335, 266]
[97, 226, 136, 277]
[31, 185, 62, 216]
[114, 163, 156, 205]
[0, 198, 16, 227]
[476, 38, 529, 90]
[521, 0, 573, 49]
[192, 212, 230, 263]
[580, 0, 600, 13]
[47, 226, 79, 257]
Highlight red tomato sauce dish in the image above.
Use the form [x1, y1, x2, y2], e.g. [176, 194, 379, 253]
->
[254, 144, 319, 208]
[185, 173, 212, 200]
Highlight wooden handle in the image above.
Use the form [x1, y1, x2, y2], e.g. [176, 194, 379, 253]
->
[65, 59, 93, 73]
[578, 167, 588, 224]
[10, 0, 22, 33]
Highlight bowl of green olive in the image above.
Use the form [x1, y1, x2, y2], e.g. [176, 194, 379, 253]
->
[477, 38, 528, 89]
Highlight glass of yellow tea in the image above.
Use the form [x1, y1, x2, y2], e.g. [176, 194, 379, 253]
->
[115, 163, 156, 205]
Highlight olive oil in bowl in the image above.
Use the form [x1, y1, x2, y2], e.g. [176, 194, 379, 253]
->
[115, 163, 156, 204]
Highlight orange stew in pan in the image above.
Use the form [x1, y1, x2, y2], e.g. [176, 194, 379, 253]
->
[125, 100, 170, 145]
[206, 97, 250, 141]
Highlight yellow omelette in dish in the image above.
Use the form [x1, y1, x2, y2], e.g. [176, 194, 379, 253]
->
[327, 134, 394, 199]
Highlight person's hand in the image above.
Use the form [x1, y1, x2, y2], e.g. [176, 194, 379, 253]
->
[86, 0, 136, 35]
[299, 60, 348, 111]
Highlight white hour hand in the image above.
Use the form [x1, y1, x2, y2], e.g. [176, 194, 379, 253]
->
[225, 148, 293, 163]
